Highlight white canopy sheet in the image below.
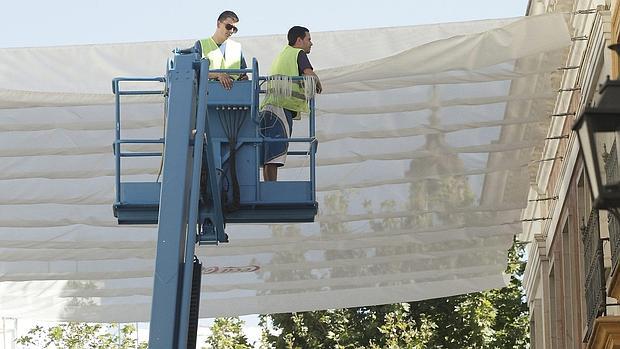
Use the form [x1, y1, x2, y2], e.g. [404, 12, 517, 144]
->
[0, 14, 570, 322]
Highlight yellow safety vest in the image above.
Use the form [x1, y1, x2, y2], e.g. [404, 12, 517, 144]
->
[200, 37, 241, 77]
[261, 45, 311, 114]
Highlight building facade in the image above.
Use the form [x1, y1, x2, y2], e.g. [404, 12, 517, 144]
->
[522, 0, 620, 348]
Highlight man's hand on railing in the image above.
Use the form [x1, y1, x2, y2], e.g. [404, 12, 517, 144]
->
[217, 73, 234, 90]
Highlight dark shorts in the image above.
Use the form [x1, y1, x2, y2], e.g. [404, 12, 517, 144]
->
[260, 106, 294, 166]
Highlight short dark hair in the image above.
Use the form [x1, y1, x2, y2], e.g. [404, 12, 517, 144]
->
[288, 26, 309, 46]
[218, 10, 239, 22]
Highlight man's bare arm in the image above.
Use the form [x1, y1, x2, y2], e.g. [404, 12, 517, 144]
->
[303, 68, 322, 94]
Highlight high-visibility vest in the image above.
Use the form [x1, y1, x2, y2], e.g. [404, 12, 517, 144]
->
[261, 45, 311, 114]
[200, 37, 241, 77]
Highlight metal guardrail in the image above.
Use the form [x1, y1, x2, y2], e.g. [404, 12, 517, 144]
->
[112, 69, 319, 206]
[112, 77, 166, 204]
[582, 208, 605, 342]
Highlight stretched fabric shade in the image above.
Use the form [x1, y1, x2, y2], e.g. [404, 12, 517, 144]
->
[0, 14, 570, 322]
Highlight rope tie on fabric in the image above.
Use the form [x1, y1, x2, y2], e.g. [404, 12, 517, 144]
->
[266, 75, 317, 106]
[266, 75, 293, 105]
[302, 75, 317, 100]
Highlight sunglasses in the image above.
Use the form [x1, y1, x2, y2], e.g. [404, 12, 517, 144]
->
[224, 23, 238, 34]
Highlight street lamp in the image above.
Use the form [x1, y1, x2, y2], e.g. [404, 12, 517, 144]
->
[573, 49, 620, 209]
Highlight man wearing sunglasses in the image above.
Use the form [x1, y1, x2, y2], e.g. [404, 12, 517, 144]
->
[193, 10, 247, 89]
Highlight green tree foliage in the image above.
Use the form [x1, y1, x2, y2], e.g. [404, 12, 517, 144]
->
[260, 240, 528, 349]
[259, 178, 528, 348]
[15, 322, 147, 349]
[203, 317, 253, 349]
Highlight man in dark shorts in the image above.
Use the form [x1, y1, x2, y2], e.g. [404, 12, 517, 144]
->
[260, 26, 323, 181]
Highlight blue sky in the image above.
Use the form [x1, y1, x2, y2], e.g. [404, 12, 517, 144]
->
[3, 0, 529, 48]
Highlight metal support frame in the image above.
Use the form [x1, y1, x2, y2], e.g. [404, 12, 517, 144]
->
[145, 53, 234, 349]
[113, 51, 319, 349]
[148, 53, 200, 349]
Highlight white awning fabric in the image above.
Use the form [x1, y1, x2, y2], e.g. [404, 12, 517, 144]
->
[0, 14, 570, 322]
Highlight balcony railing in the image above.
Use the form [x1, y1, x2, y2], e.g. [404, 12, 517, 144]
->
[604, 140, 620, 273]
[582, 208, 605, 342]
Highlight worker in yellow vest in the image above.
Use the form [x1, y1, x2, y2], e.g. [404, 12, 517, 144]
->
[260, 26, 323, 181]
[192, 10, 247, 89]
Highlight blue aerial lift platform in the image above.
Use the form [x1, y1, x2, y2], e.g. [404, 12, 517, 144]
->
[111, 50, 318, 348]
